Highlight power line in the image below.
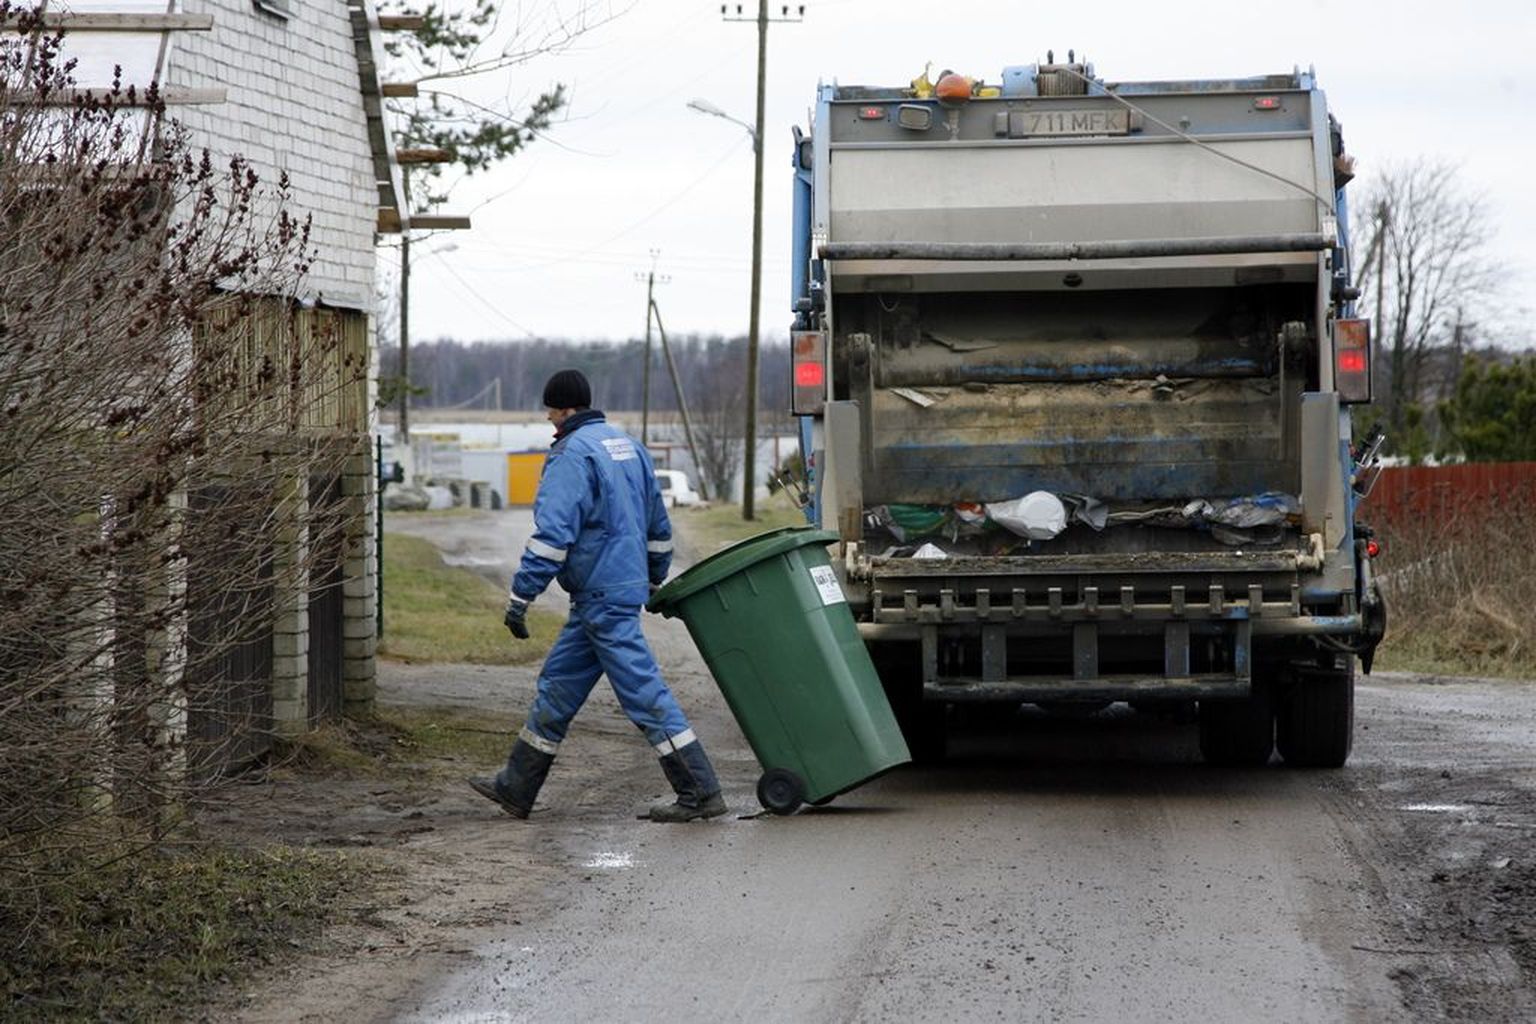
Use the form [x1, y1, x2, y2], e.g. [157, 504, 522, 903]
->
[467, 135, 751, 276]
[444, 248, 754, 277]
[434, 262, 542, 339]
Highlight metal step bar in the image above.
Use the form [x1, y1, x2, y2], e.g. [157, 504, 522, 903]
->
[924, 675, 1250, 702]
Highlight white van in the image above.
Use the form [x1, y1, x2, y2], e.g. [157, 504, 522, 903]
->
[656, 469, 701, 508]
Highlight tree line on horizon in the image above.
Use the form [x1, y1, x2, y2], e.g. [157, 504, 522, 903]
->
[379, 334, 794, 421]
[383, 330, 1536, 464]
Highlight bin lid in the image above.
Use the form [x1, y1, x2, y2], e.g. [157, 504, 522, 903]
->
[648, 525, 839, 614]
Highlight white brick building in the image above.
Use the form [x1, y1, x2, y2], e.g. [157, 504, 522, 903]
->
[55, 0, 414, 753]
[167, 0, 380, 309]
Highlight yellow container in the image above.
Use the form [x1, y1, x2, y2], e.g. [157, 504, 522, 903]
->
[506, 451, 546, 505]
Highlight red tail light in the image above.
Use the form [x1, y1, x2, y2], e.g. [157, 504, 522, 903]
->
[1333, 318, 1372, 404]
[791, 330, 826, 416]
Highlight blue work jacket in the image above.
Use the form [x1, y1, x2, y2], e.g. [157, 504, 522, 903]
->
[512, 411, 673, 605]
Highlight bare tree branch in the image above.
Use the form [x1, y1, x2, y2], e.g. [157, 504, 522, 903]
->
[1354, 158, 1503, 436]
[1, 3, 363, 897]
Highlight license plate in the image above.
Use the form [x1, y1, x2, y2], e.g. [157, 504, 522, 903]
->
[1012, 108, 1130, 137]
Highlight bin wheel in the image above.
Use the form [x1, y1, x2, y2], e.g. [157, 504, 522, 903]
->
[757, 769, 806, 815]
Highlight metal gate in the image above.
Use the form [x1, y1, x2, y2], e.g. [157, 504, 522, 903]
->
[307, 473, 345, 724]
[185, 483, 275, 779]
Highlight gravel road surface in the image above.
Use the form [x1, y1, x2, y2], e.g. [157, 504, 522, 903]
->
[235, 510, 1536, 1023]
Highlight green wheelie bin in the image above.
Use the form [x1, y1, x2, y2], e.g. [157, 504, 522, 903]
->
[648, 526, 910, 814]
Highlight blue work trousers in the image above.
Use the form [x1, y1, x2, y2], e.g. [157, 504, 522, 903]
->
[524, 597, 692, 752]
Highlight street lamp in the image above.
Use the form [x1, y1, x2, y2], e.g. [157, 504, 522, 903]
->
[686, 98, 756, 141]
[395, 238, 459, 454]
[688, 94, 764, 520]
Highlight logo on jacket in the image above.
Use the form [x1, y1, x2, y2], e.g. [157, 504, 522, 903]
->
[601, 437, 637, 462]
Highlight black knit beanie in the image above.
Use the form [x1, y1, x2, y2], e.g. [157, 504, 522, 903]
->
[542, 368, 591, 410]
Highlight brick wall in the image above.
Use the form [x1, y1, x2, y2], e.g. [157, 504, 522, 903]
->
[167, 0, 377, 311]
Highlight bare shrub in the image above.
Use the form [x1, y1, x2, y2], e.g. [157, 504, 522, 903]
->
[1375, 503, 1536, 677]
[689, 340, 746, 502]
[0, 3, 361, 911]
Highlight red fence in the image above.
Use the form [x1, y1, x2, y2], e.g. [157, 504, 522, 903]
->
[1364, 462, 1536, 533]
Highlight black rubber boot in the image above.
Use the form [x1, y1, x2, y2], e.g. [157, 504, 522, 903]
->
[646, 740, 727, 822]
[467, 738, 554, 819]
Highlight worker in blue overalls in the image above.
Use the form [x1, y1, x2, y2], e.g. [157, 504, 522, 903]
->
[468, 369, 727, 822]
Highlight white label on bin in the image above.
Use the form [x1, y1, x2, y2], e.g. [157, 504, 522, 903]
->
[809, 565, 846, 606]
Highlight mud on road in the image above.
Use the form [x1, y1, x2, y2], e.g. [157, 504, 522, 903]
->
[1328, 675, 1536, 1020]
[214, 511, 1536, 1023]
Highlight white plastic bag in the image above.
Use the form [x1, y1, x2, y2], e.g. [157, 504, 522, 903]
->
[986, 491, 1067, 540]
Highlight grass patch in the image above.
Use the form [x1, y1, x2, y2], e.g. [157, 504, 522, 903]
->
[274, 720, 393, 777]
[378, 533, 560, 665]
[274, 707, 517, 778]
[386, 506, 481, 518]
[1373, 644, 1535, 680]
[671, 489, 810, 556]
[1, 843, 367, 1023]
[1375, 505, 1536, 680]
[380, 706, 516, 765]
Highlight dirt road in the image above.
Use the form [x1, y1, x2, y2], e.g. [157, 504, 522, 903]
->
[229, 510, 1536, 1023]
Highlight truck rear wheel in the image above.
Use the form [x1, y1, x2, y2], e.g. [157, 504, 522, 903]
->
[868, 642, 947, 763]
[903, 704, 948, 764]
[888, 678, 947, 763]
[1276, 661, 1354, 768]
[1197, 679, 1274, 766]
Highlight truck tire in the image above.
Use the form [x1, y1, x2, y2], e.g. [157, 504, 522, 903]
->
[1197, 679, 1274, 767]
[903, 703, 948, 764]
[868, 642, 947, 763]
[888, 673, 947, 763]
[1276, 661, 1354, 768]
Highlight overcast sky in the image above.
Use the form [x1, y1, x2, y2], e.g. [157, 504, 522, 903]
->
[400, 0, 1534, 346]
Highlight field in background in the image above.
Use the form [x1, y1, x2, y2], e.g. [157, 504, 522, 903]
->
[379, 534, 561, 665]
[669, 490, 810, 556]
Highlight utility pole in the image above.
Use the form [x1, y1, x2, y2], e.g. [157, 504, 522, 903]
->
[1374, 199, 1388, 370]
[642, 271, 653, 443]
[650, 299, 710, 502]
[1374, 199, 1391, 426]
[635, 251, 668, 444]
[399, 170, 411, 442]
[723, 1, 805, 520]
[391, 149, 458, 463]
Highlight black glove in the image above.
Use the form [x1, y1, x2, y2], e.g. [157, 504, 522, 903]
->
[504, 596, 530, 640]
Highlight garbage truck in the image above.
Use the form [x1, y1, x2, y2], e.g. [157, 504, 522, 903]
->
[785, 54, 1386, 767]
